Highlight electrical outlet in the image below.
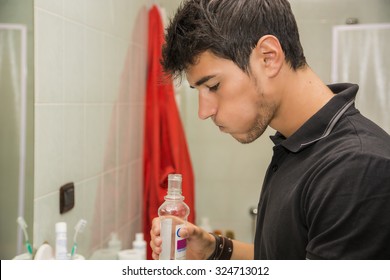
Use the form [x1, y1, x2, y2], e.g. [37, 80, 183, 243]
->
[59, 182, 75, 214]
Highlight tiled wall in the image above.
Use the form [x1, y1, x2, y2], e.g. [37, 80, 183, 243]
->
[34, 0, 149, 258]
[291, 0, 390, 84]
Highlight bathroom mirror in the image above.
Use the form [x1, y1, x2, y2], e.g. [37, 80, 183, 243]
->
[0, 0, 34, 259]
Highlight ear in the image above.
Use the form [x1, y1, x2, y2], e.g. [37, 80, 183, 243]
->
[253, 35, 285, 78]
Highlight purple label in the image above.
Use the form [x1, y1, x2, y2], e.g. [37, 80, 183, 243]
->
[177, 239, 187, 251]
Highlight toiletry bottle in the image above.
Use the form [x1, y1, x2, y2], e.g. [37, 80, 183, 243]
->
[132, 233, 146, 260]
[200, 217, 212, 233]
[55, 222, 68, 260]
[108, 232, 122, 252]
[158, 174, 190, 260]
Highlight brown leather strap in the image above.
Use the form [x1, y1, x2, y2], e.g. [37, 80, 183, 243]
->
[207, 233, 233, 260]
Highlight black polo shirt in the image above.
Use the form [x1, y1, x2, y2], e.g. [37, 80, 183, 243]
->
[254, 83, 390, 259]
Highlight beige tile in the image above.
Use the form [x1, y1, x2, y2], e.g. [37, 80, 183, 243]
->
[63, 0, 85, 24]
[35, 0, 63, 15]
[84, 0, 111, 32]
[103, 36, 126, 104]
[35, 10, 64, 103]
[117, 104, 130, 165]
[101, 170, 117, 242]
[63, 20, 85, 103]
[80, 177, 102, 257]
[128, 160, 142, 221]
[84, 28, 104, 103]
[34, 105, 64, 197]
[84, 105, 105, 178]
[33, 193, 59, 250]
[63, 105, 85, 183]
[117, 166, 130, 229]
[102, 104, 118, 171]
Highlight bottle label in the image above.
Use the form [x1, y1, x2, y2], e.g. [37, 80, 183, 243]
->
[174, 224, 186, 260]
[160, 218, 173, 260]
[56, 238, 68, 260]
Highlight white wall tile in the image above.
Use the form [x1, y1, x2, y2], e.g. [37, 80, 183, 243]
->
[129, 104, 145, 162]
[109, 0, 132, 40]
[101, 170, 118, 242]
[80, 177, 103, 255]
[117, 104, 130, 165]
[84, 105, 105, 178]
[84, 28, 104, 103]
[33, 193, 59, 249]
[117, 165, 130, 228]
[103, 35, 127, 103]
[35, 0, 63, 15]
[63, 20, 85, 103]
[63, 105, 85, 183]
[35, 9, 64, 103]
[63, 0, 85, 24]
[129, 160, 143, 221]
[102, 104, 118, 171]
[35, 105, 64, 197]
[84, 0, 111, 32]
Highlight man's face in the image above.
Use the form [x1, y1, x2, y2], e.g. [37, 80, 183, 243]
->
[186, 51, 276, 144]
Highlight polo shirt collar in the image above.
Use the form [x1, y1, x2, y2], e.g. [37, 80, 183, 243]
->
[270, 83, 359, 152]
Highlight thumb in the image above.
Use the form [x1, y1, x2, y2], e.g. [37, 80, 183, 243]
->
[177, 225, 191, 238]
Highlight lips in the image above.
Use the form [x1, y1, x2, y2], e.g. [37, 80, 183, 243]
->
[213, 118, 226, 132]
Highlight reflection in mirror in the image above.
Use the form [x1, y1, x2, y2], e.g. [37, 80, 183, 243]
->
[0, 0, 34, 259]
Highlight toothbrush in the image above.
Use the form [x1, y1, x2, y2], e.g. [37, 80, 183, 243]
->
[16, 217, 33, 255]
[71, 219, 87, 259]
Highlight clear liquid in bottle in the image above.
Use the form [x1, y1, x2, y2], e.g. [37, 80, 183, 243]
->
[158, 174, 190, 260]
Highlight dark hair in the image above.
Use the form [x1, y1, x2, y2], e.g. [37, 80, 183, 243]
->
[162, 0, 306, 79]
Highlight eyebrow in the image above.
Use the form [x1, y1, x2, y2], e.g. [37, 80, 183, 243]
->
[189, 75, 216, 88]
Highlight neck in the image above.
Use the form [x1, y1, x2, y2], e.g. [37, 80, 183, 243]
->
[269, 65, 335, 137]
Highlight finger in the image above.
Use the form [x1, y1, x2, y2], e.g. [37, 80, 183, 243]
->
[151, 217, 161, 236]
[177, 226, 189, 238]
[150, 236, 162, 252]
[177, 222, 200, 239]
[152, 251, 159, 260]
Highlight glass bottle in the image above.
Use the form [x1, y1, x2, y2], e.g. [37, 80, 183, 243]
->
[158, 174, 190, 260]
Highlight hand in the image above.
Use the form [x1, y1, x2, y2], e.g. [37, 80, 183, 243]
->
[150, 217, 215, 260]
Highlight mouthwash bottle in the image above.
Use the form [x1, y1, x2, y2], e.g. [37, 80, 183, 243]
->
[158, 174, 190, 260]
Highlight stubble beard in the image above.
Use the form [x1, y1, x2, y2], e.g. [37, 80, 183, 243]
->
[234, 113, 270, 144]
[234, 92, 276, 144]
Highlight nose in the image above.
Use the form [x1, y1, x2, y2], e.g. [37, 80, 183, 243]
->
[198, 91, 217, 120]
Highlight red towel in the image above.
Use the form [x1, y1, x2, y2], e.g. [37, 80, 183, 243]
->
[143, 5, 195, 260]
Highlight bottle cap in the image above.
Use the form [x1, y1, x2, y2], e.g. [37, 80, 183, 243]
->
[135, 233, 144, 241]
[168, 174, 182, 181]
[55, 222, 67, 232]
[168, 174, 183, 196]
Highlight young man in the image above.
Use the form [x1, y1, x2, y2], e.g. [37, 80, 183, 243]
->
[150, 0, 390, 259]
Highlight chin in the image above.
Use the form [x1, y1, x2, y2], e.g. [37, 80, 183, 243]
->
[232, 129, 265, 144]
[231, 134, 255, 144]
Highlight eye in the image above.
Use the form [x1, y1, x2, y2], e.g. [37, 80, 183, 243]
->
[208, 83, 220, 92]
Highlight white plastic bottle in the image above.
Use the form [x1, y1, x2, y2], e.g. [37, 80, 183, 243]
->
[55, 222, 68, 260]
[158, 174, 190, 260]
[132, 233, 147, 260]
[199, 217, 212, 232]
[108, 232, 122, 252]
